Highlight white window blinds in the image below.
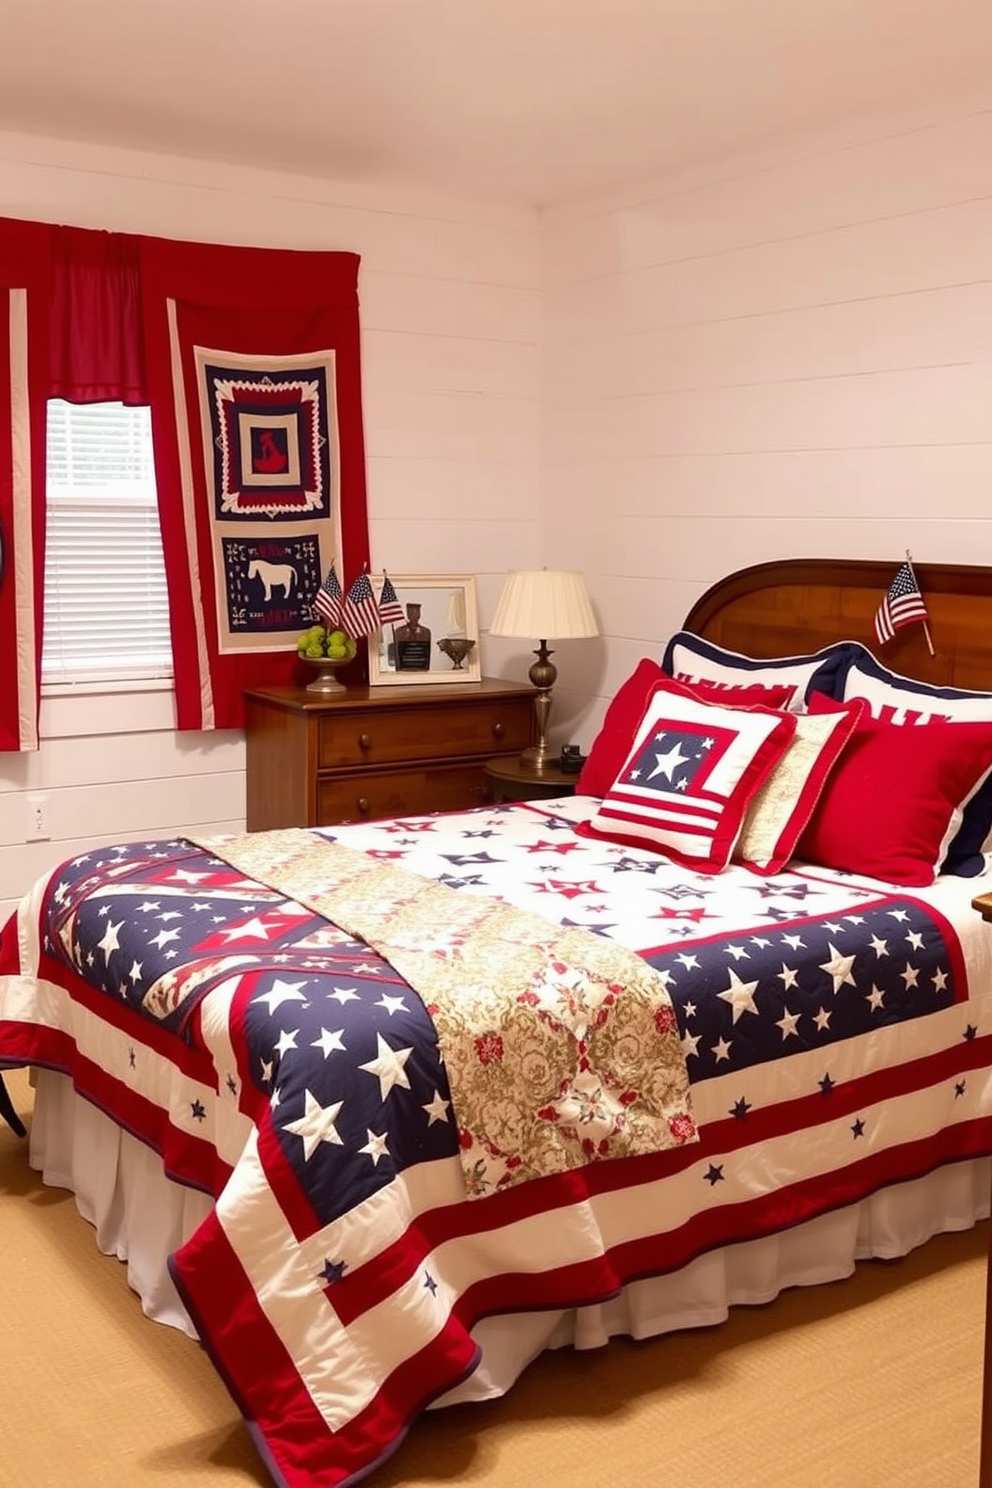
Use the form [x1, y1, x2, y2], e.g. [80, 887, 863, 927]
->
[42, 400, 173, 685]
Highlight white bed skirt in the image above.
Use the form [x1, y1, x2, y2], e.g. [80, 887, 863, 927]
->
[28, 1068, 991, 1409]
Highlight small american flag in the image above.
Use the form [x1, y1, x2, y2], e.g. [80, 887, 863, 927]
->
[341, 570, 382, 638]
[312, 563, 343, 627]
[377, 573, 406, 627]
[874, 561, 929, 645]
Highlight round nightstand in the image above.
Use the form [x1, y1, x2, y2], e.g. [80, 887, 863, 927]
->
[484, 755, 579, 804]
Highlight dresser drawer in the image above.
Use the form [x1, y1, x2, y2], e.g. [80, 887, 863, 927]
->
[245, 679, 535, 831]
[316, 698, 532, 769]
[317, 762, 492, 823]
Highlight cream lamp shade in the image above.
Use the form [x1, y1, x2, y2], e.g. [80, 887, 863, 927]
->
[489, 569, 599, 642]
[490, 569, 599, 773]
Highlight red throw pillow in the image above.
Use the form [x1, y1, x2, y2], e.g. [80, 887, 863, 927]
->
[576, 660, 665, 797]
[576, 662, 794, 798]
[796, 695, 992, 886]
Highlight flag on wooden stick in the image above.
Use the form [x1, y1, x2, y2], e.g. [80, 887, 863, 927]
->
[874, 555, 933, 654]
[340, 569, 382, 637]
[312, 563, 343, 627]
[377, 572, 406, 627]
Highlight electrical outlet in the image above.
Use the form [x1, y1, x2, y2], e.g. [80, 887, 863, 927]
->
[25, 793, 50, 841]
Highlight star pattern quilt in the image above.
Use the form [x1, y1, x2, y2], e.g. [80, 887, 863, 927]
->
[2, 795, 992, 1488]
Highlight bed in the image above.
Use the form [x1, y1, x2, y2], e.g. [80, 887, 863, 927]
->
[3, 556, 992, 1488]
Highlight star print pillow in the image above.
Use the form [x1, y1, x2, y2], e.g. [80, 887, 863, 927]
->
[576, 657, 795, 798]
[796, 694, 992, 886]
[582, 677, 797, 872]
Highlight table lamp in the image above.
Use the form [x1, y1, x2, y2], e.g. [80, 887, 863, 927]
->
[489, 568, 599, 773]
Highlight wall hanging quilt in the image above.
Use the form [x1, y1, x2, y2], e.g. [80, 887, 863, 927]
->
[139, 237, 370, 730]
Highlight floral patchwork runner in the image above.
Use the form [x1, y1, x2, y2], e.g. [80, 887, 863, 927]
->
[192, 827, 697, 1194]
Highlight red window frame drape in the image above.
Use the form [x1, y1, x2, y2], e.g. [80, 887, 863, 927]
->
[0, 217, 370, 748]
[0, 219, 50, 753]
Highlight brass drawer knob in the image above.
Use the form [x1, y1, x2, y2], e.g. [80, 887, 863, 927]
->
[492, 721, 505, 739]
[357, 797, 370, 815]
[358, 733, 372, 751]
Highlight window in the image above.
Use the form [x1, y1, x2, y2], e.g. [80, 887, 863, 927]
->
[42, 400, 173, 685]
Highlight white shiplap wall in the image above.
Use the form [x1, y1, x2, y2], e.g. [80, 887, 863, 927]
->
[2, 89, 991, 919]
[540, 93, 992, 745]
[0, 134, 541, 918]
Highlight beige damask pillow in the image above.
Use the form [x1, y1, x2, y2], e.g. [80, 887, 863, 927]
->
[735, 699, 864, 874]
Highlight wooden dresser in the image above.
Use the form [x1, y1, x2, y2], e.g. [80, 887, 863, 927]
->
[244, 678, 535, 830]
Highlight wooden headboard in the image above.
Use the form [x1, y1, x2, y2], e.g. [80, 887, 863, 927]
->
[683, 559, 992, 693]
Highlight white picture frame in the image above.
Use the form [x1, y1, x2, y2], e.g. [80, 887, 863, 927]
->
[367, 574, 482, 686]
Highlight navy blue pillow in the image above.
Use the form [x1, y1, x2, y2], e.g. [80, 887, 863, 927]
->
[661, 632, 864, 711]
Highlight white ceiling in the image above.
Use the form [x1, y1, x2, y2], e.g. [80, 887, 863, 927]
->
[1, 0, 989, 207]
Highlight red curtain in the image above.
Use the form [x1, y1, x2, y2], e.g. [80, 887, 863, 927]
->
[0, 217, 370, 747]
[0, 219, 50, 752]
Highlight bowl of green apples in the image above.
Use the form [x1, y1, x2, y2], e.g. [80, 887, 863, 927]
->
[296, 625, 359, 693]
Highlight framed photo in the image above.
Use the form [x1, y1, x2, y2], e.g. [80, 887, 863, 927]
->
[368, 574, 481, 686]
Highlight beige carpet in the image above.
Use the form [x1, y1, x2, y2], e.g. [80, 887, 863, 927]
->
[0, 1064, 985, 1488]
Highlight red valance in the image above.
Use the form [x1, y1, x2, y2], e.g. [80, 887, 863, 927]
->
[48, 226, 147, 405]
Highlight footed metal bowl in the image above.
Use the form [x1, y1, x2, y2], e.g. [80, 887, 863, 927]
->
[302, 655, 352, 693]
[437, 636, 476, 670]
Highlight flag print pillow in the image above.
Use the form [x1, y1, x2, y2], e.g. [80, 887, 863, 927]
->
[576, 659, 794, 798]
[582, 677, 797, 872]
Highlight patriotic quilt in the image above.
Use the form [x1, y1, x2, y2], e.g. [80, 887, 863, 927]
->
[183, 827, 695, 1195]
[2, 796, 992, 1488]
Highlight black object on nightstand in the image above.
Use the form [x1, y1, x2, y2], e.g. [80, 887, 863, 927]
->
[484, 754, 579, 804]
[559, 743, 586, 774]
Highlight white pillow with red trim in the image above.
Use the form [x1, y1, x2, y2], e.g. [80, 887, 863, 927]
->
[580, 677, 796, 873]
